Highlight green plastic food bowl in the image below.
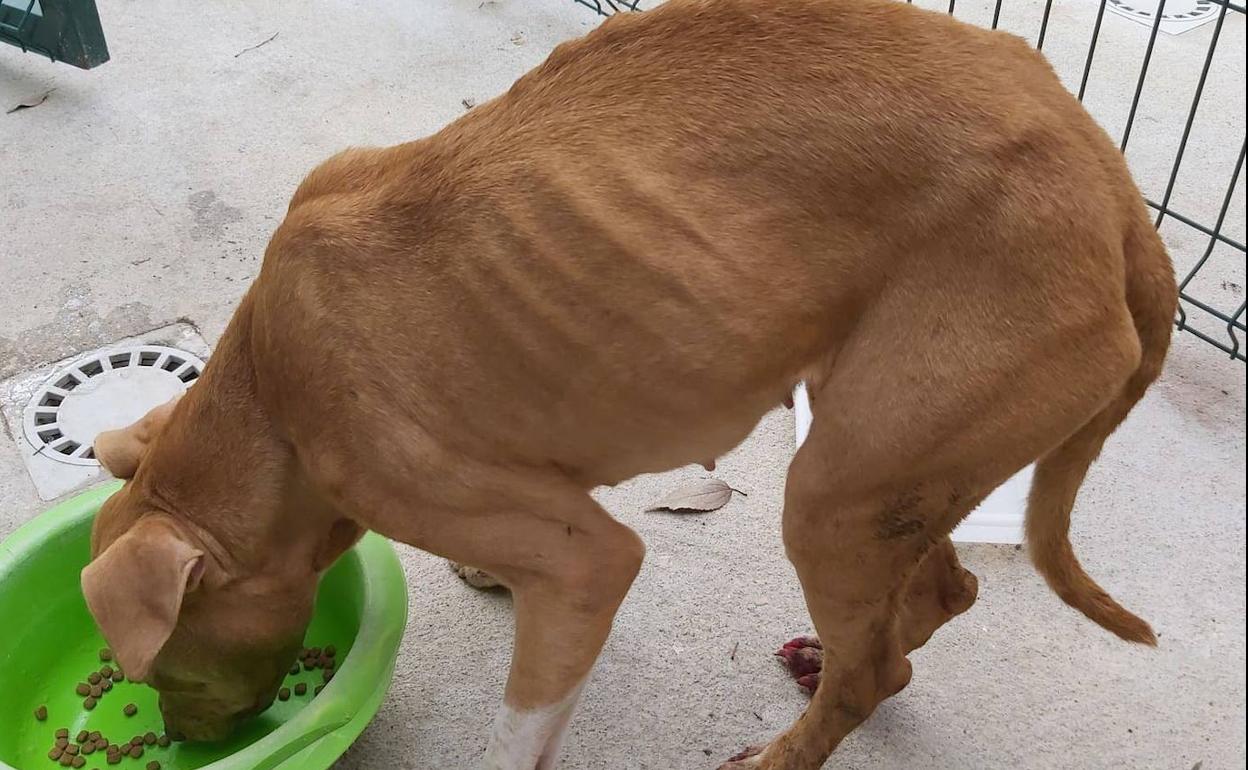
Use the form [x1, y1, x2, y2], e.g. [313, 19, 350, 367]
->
[0, 482, 408, 770]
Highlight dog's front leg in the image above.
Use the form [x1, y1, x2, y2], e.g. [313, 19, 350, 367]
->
[313, 451, 644, 770]
[478, 494, 643, 769]
[484, 679, 586, 770]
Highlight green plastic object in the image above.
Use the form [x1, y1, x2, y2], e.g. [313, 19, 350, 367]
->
[0, 482, 408, 770]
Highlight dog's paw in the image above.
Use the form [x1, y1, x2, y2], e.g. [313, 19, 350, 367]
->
[774, 635, 822, 694]
[448, 560, 503, 590]
[718, 745, 766, 769]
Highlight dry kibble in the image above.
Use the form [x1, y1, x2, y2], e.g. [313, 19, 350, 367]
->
[169, 731, 187, 743]
[72, 756, 85, 768]
[56, 737, 69, 748]
[324, 645, 337, 657]
[107, 753, 121, 765]
[89, 685, 103, 698]
[101, 679, 113, 692]
[289, 664, 300, 676]
[99, 666, 113, 678]
[75, 683, 91, 697]
[313, 685, 324, 696]
[83, 697, 97, 710]
[303, 659, 316, 671]
[129, 736, 143, 747]
[49, 747, 63, 760]
[58, 755, 72, 767]
[294, 683, 307, 696]
[322, 669, 334, 683]
[64, 744, 79, 755]
[123, 703, 137, 717]
[156, 735, 171, 748]
[77, 730, 90, 743]
[308, 647, 321, 657]
[87, 672, 102, 685]
[129, 745, 144, 759]
[99, 648, 112, 661]
[147, 763, 161, 770]
[143, 732, 157, 745]
[278, 687, 291, 702]
[89, 731, 101, 741]
[35, 704, 48, 721]
[56, 728, 70, 739]
[111, 671, 124, 683]
[81, 742, 95, 755]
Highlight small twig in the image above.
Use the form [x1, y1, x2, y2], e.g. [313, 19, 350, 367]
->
[130, 257, 152, 266]
[730, 641, 739, 661]
[752, 711, 763, 721]
[234, 32, 279, 58]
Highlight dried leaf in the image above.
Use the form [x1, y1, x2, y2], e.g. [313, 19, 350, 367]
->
[6, 88, 54, 115]
[646, 478, 743, 513]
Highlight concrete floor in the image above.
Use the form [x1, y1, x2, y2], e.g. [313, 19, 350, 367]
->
[1, 1, 1244, 768]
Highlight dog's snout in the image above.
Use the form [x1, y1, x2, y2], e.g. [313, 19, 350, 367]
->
[159, 695, 251, 743]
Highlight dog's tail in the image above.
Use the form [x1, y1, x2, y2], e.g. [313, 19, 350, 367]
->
[1024, 218, 1176, 646]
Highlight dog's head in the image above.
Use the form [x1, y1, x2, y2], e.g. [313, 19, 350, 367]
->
[82, 396, 359, 741]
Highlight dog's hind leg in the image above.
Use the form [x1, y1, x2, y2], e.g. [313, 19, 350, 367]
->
[776, 535, 978, 693]
[721, 287, 1142, 769]
[896, 535, 979, 652]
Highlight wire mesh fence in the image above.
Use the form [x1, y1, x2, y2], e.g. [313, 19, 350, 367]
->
[574, 0, 1247, 361]
[574, 0, 642, 15]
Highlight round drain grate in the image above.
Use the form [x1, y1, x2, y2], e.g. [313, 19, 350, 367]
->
[23, 345, 206, 466]
[1107, 0, 1215, 22]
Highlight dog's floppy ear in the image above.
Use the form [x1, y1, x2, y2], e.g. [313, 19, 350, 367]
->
[94, 394, 183, 479]
[81, 517, 205, 682]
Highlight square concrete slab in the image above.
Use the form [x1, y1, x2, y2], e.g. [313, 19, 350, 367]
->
[0, 323, 210, 500]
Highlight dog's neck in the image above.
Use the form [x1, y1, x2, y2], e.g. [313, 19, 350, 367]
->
[140, 295, 337, 579]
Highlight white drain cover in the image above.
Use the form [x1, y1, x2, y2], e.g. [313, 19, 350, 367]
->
[22, 346, 204, 466]
[1107, 0, 1220, 35]
[0, 324, 211, 500]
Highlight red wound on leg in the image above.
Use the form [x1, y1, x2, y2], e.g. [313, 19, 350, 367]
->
[775, 635, 823, 694]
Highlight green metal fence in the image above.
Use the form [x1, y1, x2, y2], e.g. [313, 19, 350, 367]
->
[0, 0, 108, 69]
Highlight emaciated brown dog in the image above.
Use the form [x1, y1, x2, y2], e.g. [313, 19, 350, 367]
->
[81, 0, 1176, 767]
